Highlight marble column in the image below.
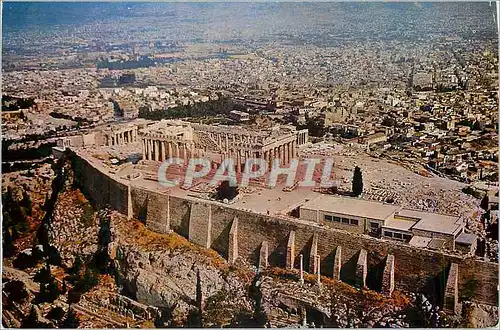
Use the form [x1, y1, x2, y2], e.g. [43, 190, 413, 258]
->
[287, 142, 292, 163]
[142, 140, 146, 159]
[168, 142, 173, 158]
[155, 140, 160, 161]
[147, 139, 152, 160]
[285, 144, 288, 164]
[316, 255, 321, 286]
[161, 141, 166, 161]
[299, 254, 304, 285]
[237, 150, 242, 173]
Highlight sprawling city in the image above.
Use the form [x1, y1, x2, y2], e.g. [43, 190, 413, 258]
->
[2, 2, 498, 328]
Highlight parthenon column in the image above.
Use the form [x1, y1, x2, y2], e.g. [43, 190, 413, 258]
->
[155, 140, 160, 161]
[146, 139, 151, 160]
[286, 144, 290, 164]
[236, 150, 242, 173]
[161, 141, 166, 161]
[142, 140, 146, 159]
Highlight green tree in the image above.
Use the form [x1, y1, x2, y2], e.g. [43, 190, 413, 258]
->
[59, 308, 80, 329]
[21, 191, 32, 216]
[75, 268, 99, 293]
[352, 166, 363, 197]
[34, 263, 52, 284]
[69, 255, 83, 275]
[98, 219, 111, 246]
[480, 194, 489, 211]
[216, 180, 239, 201]
[3, 187, 29, 235]
[41, 277, 60, 303]
[3, 227, 15, 257]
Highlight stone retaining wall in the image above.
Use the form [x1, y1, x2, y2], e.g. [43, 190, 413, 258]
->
[70, 151, 499, 307]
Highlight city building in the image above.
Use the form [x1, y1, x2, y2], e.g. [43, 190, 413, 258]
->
[299, 195, 474, 253]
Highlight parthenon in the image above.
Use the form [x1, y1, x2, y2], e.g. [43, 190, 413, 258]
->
[138, 119, 309, 172]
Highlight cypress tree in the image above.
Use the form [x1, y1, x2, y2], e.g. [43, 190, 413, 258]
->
[352, 166, 363, 197]
[480, 194, 489, 211]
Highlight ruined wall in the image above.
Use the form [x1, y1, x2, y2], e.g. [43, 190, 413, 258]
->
[168, 195, 190, 238]
[210, 205, 237, 258]
[188, 202, 212, 248]
[71, 151, 498, 306]
[205, 202, 497, 306]
[70, 151, 127, 214]
[130, 186, 170, 234]
[224, 210, 293, 267]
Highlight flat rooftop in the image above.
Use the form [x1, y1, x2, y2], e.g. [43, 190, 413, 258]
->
[383, 218, 415, 232]
[301, 195, 401, 221]
[456, 232, 477, 245]
[409, 236, 432, 248]
[397, 209, 463, 236]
